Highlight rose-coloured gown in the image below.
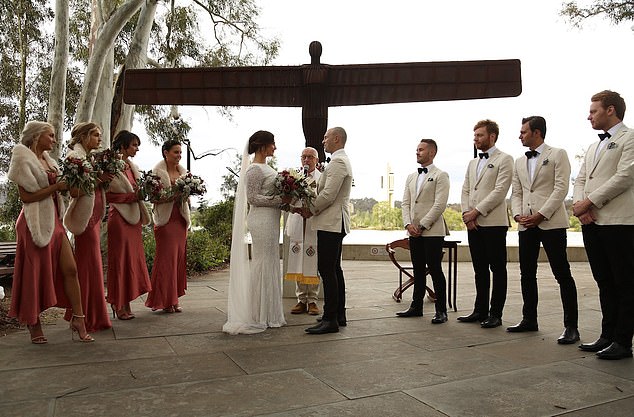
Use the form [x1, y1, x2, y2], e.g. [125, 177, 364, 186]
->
[105, 167, 151, 311]
[145, 204, 187, 310]
[64, 190, 112, 332]
[9, 171, 70, 325]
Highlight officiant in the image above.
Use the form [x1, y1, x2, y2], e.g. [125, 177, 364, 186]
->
[285, 147, 322, 316]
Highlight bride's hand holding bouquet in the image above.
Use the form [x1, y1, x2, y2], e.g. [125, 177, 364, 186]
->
[273, 168, 316, 212]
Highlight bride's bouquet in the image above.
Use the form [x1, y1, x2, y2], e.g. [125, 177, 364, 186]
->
[92, 148, 126, 188]
[59, 156, 96, 195]
[137, 170, 169, 202]
[273, 168, 317, 208]
[174, 172, 206, 199]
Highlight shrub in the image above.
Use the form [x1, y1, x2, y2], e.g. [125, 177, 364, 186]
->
[142, 225, 157, 274]
[186, 229, 230, 273]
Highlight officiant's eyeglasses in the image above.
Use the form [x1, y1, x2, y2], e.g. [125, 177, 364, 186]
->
[301, 155, 316, 159]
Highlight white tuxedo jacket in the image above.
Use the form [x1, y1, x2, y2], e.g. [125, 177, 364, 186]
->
[511, 145, 571, 231]
[573, 124, 634, 225]
[311, 149, 353, 234]
[401, 166, 449, 237]
[461, 149, 513, 227]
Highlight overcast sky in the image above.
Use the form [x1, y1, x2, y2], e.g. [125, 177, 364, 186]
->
[132, 0, 634, 204]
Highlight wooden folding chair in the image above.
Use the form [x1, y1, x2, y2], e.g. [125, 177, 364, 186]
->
[385, 238, 436, 303]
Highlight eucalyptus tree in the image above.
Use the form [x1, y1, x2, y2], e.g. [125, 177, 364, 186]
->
[560, 0, 634, 26]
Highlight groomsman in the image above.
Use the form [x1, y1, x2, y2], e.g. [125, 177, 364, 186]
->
[460, 119, 513, 328]
[573, 90, 634, 360]
[397, 139, 450, 323]
[508, 116, 579, 344]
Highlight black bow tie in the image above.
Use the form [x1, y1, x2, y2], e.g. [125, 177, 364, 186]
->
[598, 132, 611, 141]
[478, 152, 489, 159]
[525, 150, 539, 159]
[418, 167, 428, 174]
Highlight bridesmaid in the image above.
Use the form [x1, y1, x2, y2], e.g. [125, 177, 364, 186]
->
[145, 140, 191, 313]
[62, 122, 113, 333]
[7, 121, 93, 343]
[106, 130, 151, 320]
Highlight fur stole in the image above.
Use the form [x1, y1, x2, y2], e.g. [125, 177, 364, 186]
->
[152, 160, 191, 228]
[63, 145, 106, 235]
[7, 144, 65, 247]
[108, 159, 150, 226]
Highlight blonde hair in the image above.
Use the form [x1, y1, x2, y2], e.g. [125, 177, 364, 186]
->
[69, 122, 101, 150]
[21, 121, 54, 148]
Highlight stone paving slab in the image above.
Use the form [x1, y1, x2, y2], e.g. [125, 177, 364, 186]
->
[53, 369, 345, 417]
[259, 391, 446, 417]
[405, 361, 634, 417]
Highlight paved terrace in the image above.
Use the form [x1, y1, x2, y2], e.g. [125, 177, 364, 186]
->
[1, 259, 633, 417]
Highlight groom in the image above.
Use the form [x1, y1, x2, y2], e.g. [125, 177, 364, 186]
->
[302, 127, 353, 334]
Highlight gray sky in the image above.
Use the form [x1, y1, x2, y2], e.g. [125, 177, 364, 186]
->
[132, 0, 634, 204]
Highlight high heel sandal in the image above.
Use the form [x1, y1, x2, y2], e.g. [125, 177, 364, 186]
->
[27, 320, 48, 345]
[111, 304, 134, 320]
[70, 314, 95, 342]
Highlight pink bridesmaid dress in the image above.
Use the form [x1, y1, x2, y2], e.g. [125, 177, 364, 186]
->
[145, 204, 187, 310]
[10, 172, 70, 325]
[105, 167, 151, 311]
[64, 189, 112, 332]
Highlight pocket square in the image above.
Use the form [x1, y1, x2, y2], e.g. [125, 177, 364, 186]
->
[607, 142, 618, 149]
[542, 159, 549, 166]
[427, 177, 434, 182]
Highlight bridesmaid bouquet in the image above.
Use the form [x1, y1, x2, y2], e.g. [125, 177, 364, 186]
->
[137, 171, 168, 202]
[273, 168, 317, 208]
[60, 156, 96, 195]
[92, 148, 126, 188]
[174, 173, 206, 199]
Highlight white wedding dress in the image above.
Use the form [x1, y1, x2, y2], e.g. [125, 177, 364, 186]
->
[223, 159, 286, 334]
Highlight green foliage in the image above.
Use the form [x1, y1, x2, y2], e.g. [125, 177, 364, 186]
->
[560, 0, 634, 27]
[351, 210, 372, 229]
[443, 207, 466, 231]
[0, 225, 16, 241]
[370, 201, 403, 230]
[186, 229, 230, 273]
[0, 182, 22, 226]
[569, 215, 582, 232]
[142, 225, 157, 274]
[194, 199, 234, 249]
[220, 152, 241, 199]
[351, 198, 378, 213]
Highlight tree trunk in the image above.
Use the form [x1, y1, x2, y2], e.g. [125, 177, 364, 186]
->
[74, 0, 144, 123]
[114, 0, 158, 134]
[17, 0, 27, 131]
[92, 46, 114, 147]
[48, 0, 70, 159]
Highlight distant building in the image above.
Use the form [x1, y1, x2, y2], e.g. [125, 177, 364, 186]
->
[380, 163, 395, 207]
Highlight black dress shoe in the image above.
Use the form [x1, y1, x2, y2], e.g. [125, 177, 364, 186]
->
[316, 315, 347, 327]
[578, 337, 612, 352]
[596, 342, 633, 360]
[506, 320, 539, 333]
[396, 307, 423, 318]
[305, 320, 339, 334]
[557, 327, 580, 344]
[481, 316, 502, 328]
[431, 312, 448, 324]
[456, 312, 483, 322]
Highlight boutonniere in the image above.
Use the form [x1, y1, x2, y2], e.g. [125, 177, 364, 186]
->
[542, 159, 549, 166]
[427, 177, 434, 182]
[607, 142, 618, 150]
[487, 164, 494, 168]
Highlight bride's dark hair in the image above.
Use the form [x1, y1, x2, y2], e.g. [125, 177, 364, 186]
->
[248, 130, 274, 154]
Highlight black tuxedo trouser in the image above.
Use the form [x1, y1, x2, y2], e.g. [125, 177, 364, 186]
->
[582, 223, 634, 348]
[467, 226, 507, 318]
[518, 227, 578, 327]
[409, 236, 447, 313]
[317, 229, 346, 321]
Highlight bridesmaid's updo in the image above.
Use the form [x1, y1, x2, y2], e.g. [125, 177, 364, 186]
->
[112, 130, 141, 153]
[161, 139, 181, 159]
[21, 121, 54, 148]
[69, 122, 100, 150]
[248, 130, 274, 154]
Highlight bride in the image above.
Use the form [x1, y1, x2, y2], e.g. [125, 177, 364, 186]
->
[223, 130, 291, 334]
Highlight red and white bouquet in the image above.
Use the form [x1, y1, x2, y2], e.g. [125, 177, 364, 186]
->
[273, 168, 316, 208]
[174, 172, 206, 199]
[92, 148, 126, 187]
[60, 156, 96, 195]
[137, 171, 168, 202]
